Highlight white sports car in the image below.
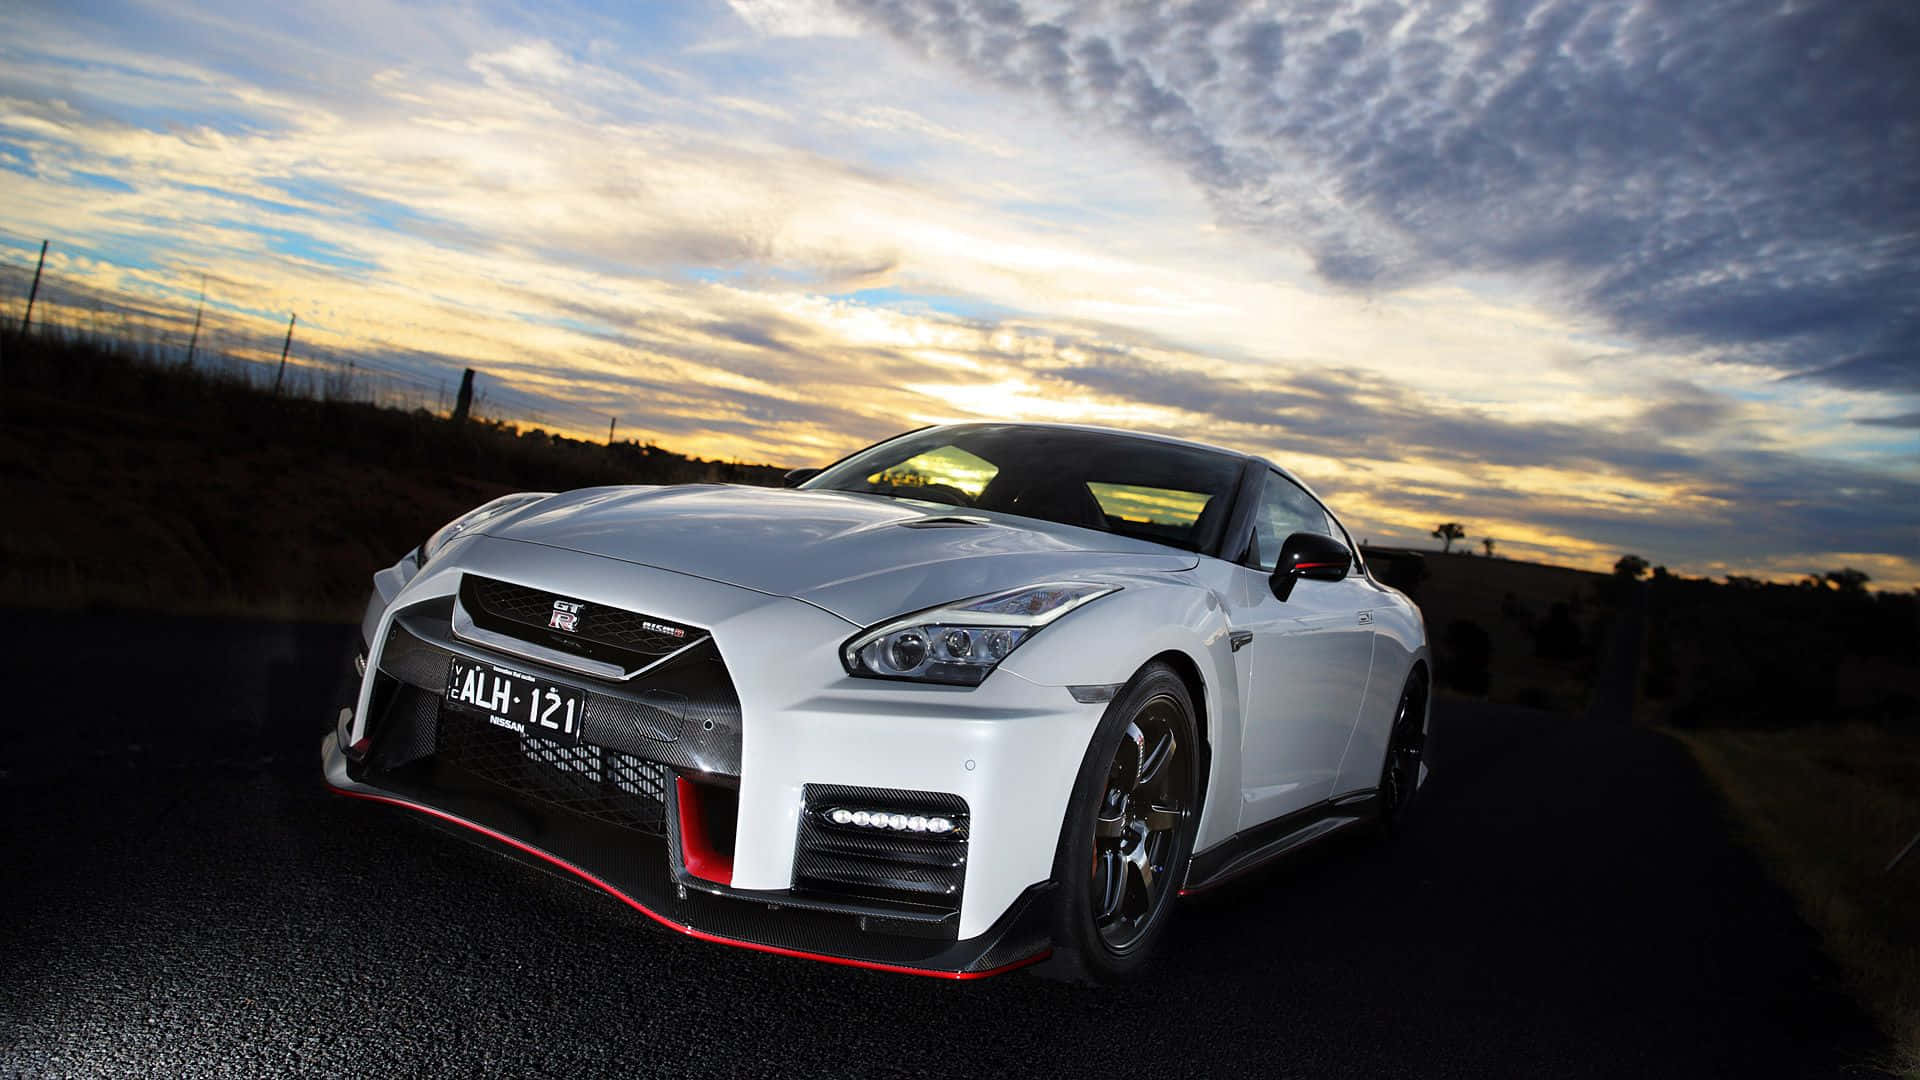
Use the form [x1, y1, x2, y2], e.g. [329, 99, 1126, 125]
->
[323, 422, 1430, 980]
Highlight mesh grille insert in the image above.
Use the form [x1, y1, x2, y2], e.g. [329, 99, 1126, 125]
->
[436, 708, 669, 835]
[461, 576, 701, 670]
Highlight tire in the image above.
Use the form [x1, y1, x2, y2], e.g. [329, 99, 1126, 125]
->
[1039, 661, 1201, 983]
[1376, 669, 1428, 837]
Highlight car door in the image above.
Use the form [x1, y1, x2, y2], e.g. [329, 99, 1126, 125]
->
[1228, 470, 1377, 828]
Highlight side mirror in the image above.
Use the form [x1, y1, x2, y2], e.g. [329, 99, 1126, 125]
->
[1270, 531, 1352, 601]
[783, 467, 822, 488]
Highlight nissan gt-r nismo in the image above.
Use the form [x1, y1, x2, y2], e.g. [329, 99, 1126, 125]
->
[322, 422, 1431, 980]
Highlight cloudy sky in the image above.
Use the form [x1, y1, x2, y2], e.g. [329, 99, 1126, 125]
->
[2, 0, 1916, 585]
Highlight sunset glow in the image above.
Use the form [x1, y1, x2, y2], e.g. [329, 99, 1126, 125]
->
[2, 0, 1914, 585]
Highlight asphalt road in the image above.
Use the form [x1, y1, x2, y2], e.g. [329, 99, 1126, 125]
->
[0, 610, 1889, 1078]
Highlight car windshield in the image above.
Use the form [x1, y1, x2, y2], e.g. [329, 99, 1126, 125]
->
[804, 424, 1245, 553]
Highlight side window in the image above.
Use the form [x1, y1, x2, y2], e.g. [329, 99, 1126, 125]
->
[1248, 471, 1333, 572]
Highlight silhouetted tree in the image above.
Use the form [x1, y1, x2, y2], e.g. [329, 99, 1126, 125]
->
[1432, 522, 1466, 553]
[1614, 554, 1649, 580]
[1824, 568, 1870, 593]
[1481, 537, 1496, 557]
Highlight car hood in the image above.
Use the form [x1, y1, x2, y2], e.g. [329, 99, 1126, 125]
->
[484, 485, 1198, 626]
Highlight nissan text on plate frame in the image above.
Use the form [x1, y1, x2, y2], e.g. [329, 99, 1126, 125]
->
[323, 422, 1432, 980]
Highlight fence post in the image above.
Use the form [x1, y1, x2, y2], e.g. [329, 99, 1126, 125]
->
[1888, 829, 1919, 874]
[185, 274, 206, 368]
[17, 240, 48, 339]
[451, 367, 475, 424]
[271, 312, 296, 396]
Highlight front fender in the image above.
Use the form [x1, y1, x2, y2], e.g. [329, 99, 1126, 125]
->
[994, 580, 1245, 852]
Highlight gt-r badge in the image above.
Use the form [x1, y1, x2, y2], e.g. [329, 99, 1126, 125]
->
[550, 600, 582, 632]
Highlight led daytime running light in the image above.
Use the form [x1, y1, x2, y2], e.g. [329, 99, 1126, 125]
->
[825, 807, 957, 834]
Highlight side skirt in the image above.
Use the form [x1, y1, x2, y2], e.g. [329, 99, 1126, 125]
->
[1179, 790, 1381, 896]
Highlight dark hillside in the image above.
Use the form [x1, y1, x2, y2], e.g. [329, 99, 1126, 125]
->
[1365, 547, 1615, 711]
[0, 333, 784, 618]
[1643, 572, 1919, 732]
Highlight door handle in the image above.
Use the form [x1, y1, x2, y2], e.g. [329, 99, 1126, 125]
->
[1357, 611, 1374, 625]
[1229, 630, 1253, 652]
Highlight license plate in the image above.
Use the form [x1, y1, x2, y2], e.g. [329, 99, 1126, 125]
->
[444, 656, 586, 744]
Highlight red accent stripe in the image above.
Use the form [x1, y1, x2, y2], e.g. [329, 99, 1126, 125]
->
[327, 784, 1048, 980]
[674, 776, 734, 885]
[1291, 561, 1342, 570]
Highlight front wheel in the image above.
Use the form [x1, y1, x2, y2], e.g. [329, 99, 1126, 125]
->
[1042, 662, 1200, 982]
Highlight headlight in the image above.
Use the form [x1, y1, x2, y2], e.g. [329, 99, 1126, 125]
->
[842, 582, 1120, 686]
[414, 492, 553, 568]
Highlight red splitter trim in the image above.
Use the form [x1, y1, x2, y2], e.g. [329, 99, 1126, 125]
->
[327, 784, 1048, 980]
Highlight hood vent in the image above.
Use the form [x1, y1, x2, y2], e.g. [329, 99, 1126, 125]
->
[897, 516, 993, 529]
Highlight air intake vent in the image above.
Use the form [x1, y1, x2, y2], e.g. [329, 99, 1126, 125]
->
[897, 516, 992, 529]
[795, 785, 968, 915]
[437, 708, 670, 835]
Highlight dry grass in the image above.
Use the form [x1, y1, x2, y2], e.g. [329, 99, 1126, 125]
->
[1669, 725, 1920, 1077]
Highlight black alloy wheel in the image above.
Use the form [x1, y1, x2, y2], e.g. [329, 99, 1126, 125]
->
[1090, 698, 1192, 952]
[1044, 662, 1199, 981]
[1378, 672, 1427, 833]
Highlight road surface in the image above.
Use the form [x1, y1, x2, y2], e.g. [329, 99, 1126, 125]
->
[0, 611, 1888, 1077]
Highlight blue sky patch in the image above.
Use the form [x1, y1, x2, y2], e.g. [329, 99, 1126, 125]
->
[70, 170, 136, 194]
[214, 220, 378, 272]
[260, 177, 445, 233]
[0, 139, 35, 179]
[836, 286, 1016, 322]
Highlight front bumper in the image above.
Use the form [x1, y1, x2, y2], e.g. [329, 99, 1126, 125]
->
[323, 538, 1103, 975]
[322, 733, 1053, 977]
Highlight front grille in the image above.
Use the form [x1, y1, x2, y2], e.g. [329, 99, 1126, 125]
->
[460, 575, 702, 672]
[795, 785, 969, 915]
[436, 708, 669, 835]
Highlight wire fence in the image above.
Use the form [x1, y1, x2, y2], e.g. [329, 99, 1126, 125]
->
[0, 238, 630, 443]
